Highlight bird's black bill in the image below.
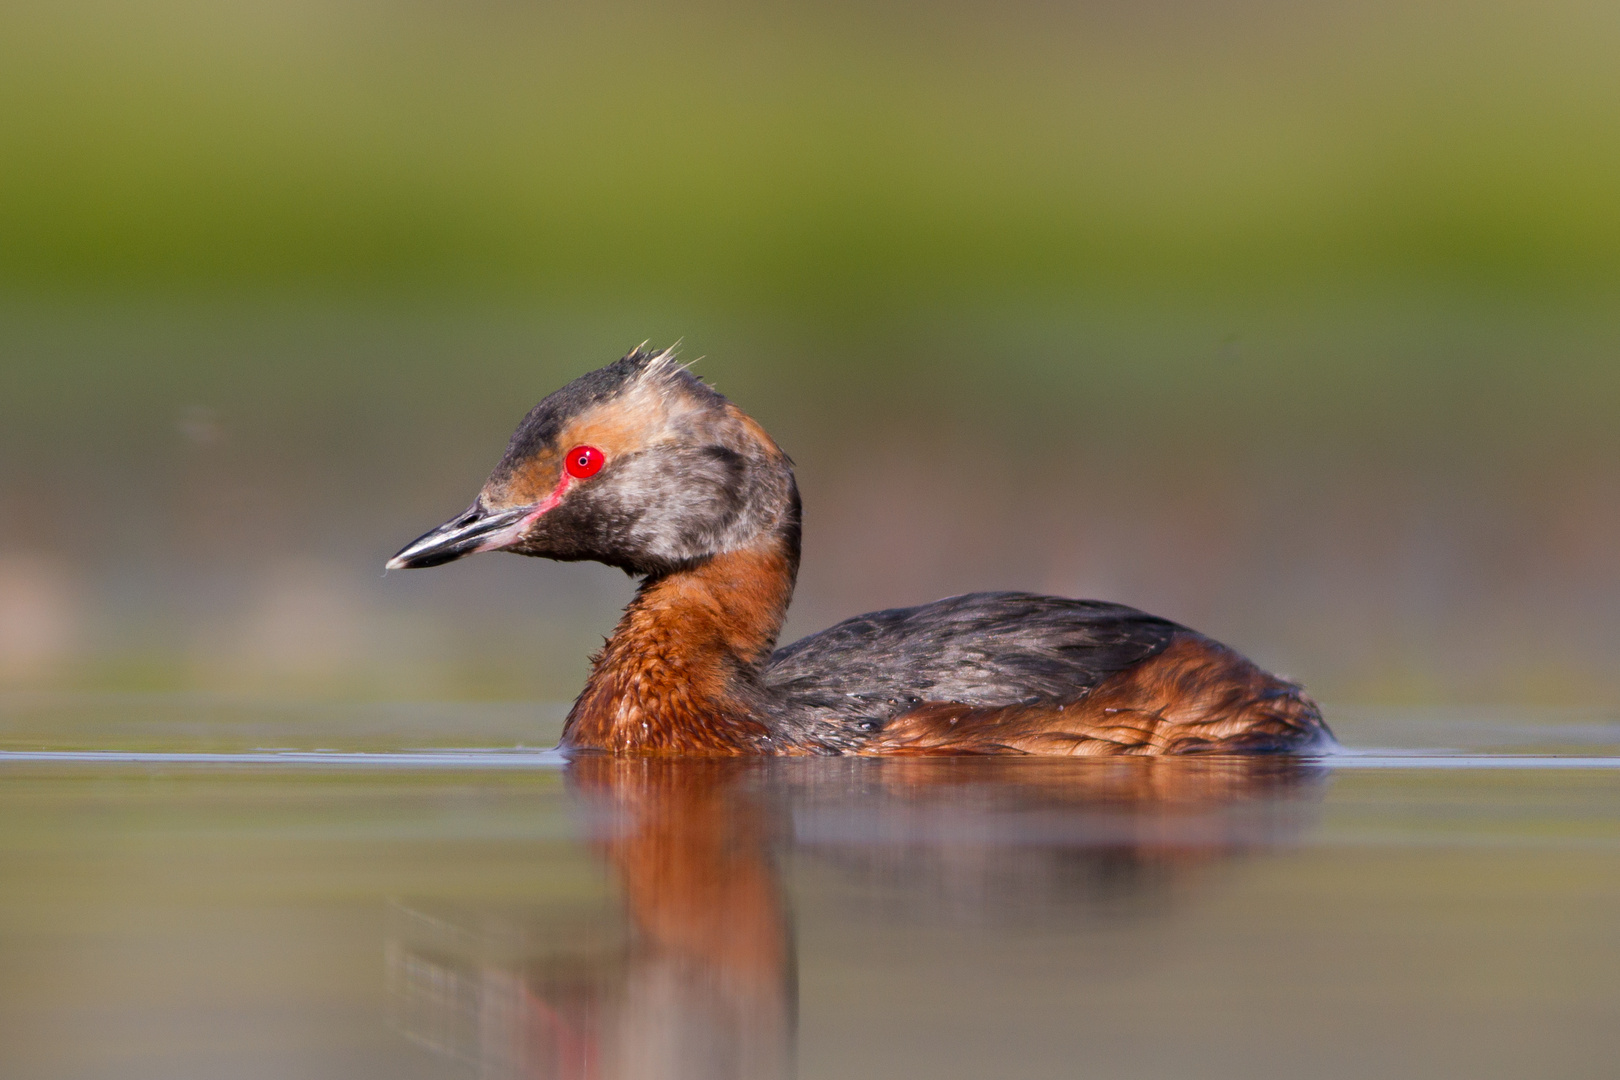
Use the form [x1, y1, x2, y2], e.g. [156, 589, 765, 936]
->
[386, 503, 534, 570]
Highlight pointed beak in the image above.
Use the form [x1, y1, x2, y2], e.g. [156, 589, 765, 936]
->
[386, 501, 537, 570]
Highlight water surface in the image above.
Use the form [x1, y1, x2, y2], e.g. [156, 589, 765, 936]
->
[1, 699, 1618, 1079]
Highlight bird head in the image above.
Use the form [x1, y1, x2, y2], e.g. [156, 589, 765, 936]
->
[387, 347, 797, 577]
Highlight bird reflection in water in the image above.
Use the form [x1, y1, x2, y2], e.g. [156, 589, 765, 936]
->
[386, 754, 1325, 1079]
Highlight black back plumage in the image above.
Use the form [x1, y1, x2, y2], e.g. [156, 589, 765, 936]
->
[765, 592, 1183, 738]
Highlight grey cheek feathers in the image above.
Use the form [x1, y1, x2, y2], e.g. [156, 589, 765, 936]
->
[605, 445, 789, 565]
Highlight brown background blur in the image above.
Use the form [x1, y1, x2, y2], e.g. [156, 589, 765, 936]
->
[1, 0, 1617, 706]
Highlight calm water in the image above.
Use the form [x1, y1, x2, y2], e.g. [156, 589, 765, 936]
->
[2, 700, 1619, 1079]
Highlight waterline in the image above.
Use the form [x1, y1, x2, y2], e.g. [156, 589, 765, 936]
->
[0, 747, 569, 768]
[0, 747, 1617, 770]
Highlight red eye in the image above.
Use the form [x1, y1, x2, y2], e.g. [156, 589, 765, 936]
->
[564, 444, 604, 479]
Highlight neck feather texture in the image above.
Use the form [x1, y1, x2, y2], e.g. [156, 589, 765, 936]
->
[561, 537, 799, 754]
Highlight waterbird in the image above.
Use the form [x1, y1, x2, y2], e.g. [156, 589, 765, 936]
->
[388, 347, 1332, 756]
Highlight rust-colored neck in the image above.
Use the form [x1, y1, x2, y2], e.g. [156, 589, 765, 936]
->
[561, 537, 798, 754]
[568, 756, 790, 983]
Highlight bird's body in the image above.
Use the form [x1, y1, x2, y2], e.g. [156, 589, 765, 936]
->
[390, 348, 1331, 756]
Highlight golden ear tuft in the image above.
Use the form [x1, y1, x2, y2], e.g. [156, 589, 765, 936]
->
[641, 342, 691, 375]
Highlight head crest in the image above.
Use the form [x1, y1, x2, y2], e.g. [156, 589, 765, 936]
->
[489, 343, 712, 480]
[628, 342, 698, 388]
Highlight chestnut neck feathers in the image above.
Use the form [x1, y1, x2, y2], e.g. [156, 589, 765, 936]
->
[499, 349, 804, 753]
[564, 521, 803, 754]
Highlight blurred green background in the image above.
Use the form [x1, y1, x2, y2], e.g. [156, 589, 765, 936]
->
[1, 0, 1617, 706]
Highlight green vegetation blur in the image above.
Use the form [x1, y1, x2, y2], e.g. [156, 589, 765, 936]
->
[5, 0, 1620, 299]
[1, 0, 1617, 706]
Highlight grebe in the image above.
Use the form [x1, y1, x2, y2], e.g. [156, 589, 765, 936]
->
[388, 347, 1331, 756]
